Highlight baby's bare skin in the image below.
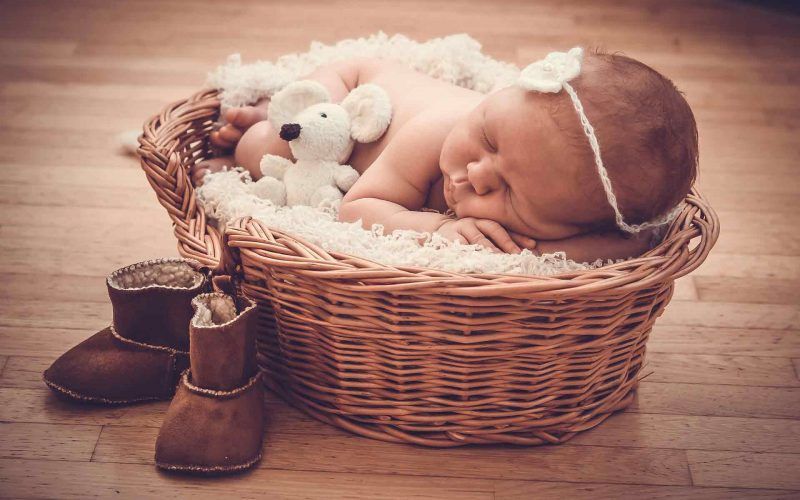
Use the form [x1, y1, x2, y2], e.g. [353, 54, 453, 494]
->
[218, 58, 479, 211]
[197, 57, 653, 261]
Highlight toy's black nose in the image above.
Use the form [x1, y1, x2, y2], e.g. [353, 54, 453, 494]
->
[279, 123, 301, 141]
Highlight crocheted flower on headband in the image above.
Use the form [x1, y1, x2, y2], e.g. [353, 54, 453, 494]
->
[517, 47, 584, 93]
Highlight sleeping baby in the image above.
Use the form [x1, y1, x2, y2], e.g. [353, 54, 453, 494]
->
[192, 48, 698, 263]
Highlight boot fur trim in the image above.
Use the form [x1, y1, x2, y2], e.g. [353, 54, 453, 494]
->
[107, 257, 208, 292]
[180, 369, 261, 399]
[191, 293, 257, 329]
[110, 325, 189, 356]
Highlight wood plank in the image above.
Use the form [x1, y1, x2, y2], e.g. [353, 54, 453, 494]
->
[673, 276, 697, 301]
[694, 253, 800, 280]
[688, 451, 800, 490]
[0, 248, 181, 282]
[0, 458, 496, 500]
[571, 413, 800, 453]
[493, 481, 798, 500]
[700, 189, 800, 214]
[659, 301, 800, 330]
[0, 163, 153, 187]
[0, 274, 110, 303]
[0, 422, 100, 461]
[0, 328, 100, 358]
[0, 300, 110, 330]
[0, 184, 156, 209]
[699, 174, 800, 197]
[93, 425, 693, 486]
[0, 81, 201, 108]
[0, 203, 173, 229]
[645, 353, 799, 387]
[0, 128, 128, 149]
[710, 211, 800, 240]
[711, 231, 800, 258]
[0, 356, 52, 389]
[0, 145, 140, 168]
[0, 221, 176, 257]
[648, 325, 800, 358]
[0, 62, 203, 89]
[0, 387, 168, 429]
[631, 382, 800, 419]
[0, 39, 78, 58]
[694, 276, 800, 305]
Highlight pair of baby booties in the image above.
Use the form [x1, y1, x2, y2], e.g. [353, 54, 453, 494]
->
[42, 258, 264, 474]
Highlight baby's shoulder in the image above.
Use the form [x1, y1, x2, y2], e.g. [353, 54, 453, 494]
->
[351, 57, 422, 83]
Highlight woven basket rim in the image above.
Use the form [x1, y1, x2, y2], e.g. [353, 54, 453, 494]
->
[224, 188, 716, 297]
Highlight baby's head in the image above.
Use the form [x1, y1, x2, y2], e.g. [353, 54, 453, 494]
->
[439, 48, 698, 240]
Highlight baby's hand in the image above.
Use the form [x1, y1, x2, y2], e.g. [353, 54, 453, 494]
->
[435, 217, 535, 254]
[188, 158, 232, 187]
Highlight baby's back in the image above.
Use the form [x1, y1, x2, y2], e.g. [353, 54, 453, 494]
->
[344, 58, 483, 175]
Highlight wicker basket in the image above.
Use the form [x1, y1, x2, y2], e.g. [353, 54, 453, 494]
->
[139, 89, 719, 447]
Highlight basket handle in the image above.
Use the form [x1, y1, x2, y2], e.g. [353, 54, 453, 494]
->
[657, 187, 720, 281]
[138, 89, 224, 271]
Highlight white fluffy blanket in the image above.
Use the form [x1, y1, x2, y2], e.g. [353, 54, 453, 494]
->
[207, 32, 520, 111]
[198, 32, 607, 276]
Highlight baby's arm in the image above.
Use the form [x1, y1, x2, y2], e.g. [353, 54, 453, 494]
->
[338, 112, 451, 234]
[535, 229, 655, 263]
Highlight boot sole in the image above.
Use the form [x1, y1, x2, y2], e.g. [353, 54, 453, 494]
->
[155, 452, 262, 474]
[42, 376, 172, 405]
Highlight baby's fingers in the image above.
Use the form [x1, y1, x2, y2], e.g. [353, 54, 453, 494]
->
[509, 231, 537, 251]
[475, 220, 521, 254]
[459, 223, 501, 253]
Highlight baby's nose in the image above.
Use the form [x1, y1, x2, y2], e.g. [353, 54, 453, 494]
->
[466, 162, 501, 195]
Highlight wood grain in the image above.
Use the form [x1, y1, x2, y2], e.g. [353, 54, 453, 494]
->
[0, 459, 497, 500]
[493, 481, 797, 500]
[0, 422, 101, 462]
[1, 0, 798, 496]
[631, 382, 800, 419]
[688, 451, 800, 490]
[93, 425, 692, 486]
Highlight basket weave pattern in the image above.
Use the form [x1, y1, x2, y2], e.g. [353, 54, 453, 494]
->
[139, 90, 719, 447]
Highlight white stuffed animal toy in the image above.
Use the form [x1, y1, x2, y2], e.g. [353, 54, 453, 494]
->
[251, 79, 392, 208]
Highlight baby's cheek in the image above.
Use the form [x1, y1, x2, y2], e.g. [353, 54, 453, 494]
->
[440, 127, 469, 168]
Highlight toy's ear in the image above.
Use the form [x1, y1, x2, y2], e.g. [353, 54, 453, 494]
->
[340, 84, 392, 143]
[267, 80, 331, 129]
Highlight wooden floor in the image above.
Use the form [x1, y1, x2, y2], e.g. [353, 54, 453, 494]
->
[1, 0, 799, 498]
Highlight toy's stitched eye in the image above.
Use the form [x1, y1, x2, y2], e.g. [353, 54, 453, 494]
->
[320, 113, 327, 118]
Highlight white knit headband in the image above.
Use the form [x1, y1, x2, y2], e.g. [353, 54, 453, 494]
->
[517, 47, 683, 234]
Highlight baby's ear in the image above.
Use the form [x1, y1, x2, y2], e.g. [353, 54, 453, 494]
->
[267, 80, 331, 129]
[340, 84, 392, 143]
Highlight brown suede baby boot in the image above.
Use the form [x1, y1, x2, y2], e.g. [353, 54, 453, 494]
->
[43, 257, 211, 404]
[154, 290, 263, 474]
